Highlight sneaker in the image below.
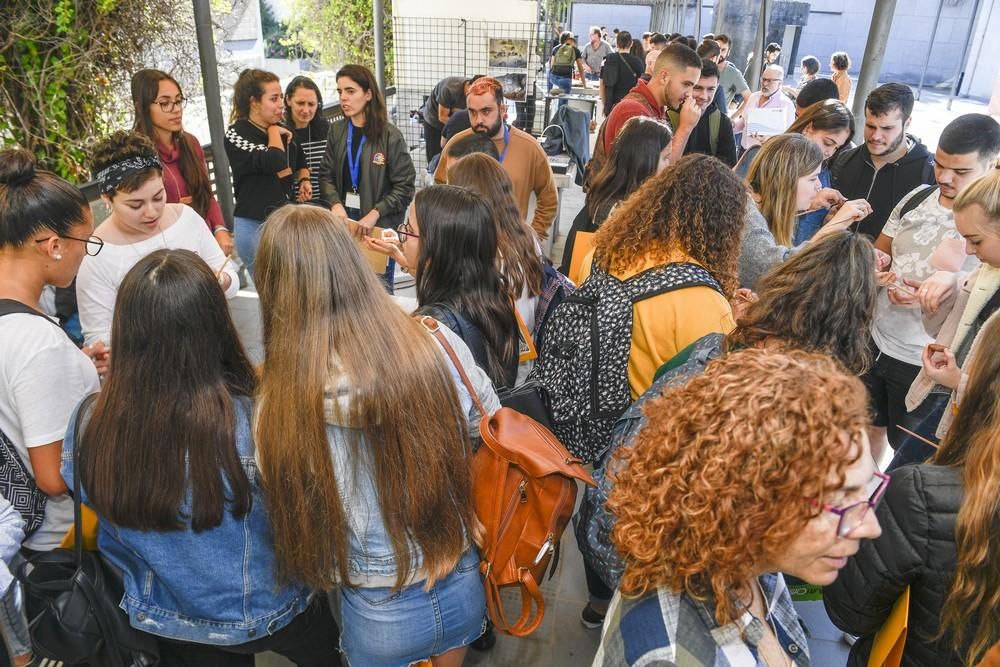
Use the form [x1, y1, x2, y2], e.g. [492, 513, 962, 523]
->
[581, 603, 606, 629]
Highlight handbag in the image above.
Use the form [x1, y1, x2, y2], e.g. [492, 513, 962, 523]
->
[16, 395, 159, 667]
[0, 427, 46, 536]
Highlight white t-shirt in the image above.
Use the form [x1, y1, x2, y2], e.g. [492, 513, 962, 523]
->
[77, 205, 239, 346]
[871, 186, 980, 365]
[0, 313, 100, 550]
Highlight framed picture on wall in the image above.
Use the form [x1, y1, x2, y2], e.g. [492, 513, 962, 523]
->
[488, 38, 529, 69]
[494, 72, 527, 101]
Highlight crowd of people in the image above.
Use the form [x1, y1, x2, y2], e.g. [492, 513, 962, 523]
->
[1, 25, 1000, 667]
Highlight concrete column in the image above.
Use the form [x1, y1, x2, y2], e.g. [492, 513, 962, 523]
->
[747, 0, 769, 91]
[192, 0, 234, 226]
[851, 0, 898, 144]
[946, 0, 983, 109]
[712, 0, 727, 36]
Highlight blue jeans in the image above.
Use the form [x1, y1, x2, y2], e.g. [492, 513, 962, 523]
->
[339, 547, 486, 667]
[234, 216, 263, 282]
[549, 72, 573, 109]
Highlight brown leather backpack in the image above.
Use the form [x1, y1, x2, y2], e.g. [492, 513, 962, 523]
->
[421, 318, 596, 636]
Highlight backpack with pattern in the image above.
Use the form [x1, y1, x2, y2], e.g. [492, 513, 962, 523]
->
[528, 262, 723, 463]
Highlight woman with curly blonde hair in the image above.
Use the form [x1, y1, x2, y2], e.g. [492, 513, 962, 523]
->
[576, 153, 746, 399]
[594, 349, 884, 667]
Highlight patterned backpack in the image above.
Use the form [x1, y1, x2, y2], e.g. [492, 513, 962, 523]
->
[529, 262, 723, 463]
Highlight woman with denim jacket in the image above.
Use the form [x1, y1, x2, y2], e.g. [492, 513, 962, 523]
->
[62, 249, 341, 666]
[253, 204, 499, 667]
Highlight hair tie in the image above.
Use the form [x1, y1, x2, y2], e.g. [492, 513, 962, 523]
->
[95, 155, 162, 195]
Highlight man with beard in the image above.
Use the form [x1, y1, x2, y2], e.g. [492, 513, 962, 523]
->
[730, 64, 796, 151]
[667, 59, 737, 166]
[434, 77, 558, 239]
[714, 34, 750, 110]
[831, 83, 935, 238]
[862, 113, 1000, 460]
[594, 42, 703, 176]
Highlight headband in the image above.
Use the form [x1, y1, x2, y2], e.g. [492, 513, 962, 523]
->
[96, 155, 162, 195]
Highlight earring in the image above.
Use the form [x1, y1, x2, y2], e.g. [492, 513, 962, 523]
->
[55, 254, 62, 260]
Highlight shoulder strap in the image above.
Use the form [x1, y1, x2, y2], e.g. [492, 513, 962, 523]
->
[72, 393, 99, 564]
[416, 316, 486, 417]
[899, 185, 939, 220]
[0, 298, 74, 342]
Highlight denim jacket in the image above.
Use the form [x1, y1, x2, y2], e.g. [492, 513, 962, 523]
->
[324, 324, 500, 588]
[61, 396, 313, 645]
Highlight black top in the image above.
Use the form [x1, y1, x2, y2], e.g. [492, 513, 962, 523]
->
[224, 119, 307, 220]
[422, 77, 468, 131]
[340, 123, 366, 205]
[829, 136, 936, 238]
[679, 105, 738, 167]
[442, 110, 472, 141]
[600, 53, 645, 114]
[291, 119, 330, 205]
[551, 45, 583, 77]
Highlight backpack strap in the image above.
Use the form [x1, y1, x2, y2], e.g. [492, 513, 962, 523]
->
[0, 298, 74, 343]
[416, 316, 486, 417]
[898, 185, 939, 220]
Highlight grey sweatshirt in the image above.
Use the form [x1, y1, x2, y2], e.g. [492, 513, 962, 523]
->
[738, 198, 807, 288]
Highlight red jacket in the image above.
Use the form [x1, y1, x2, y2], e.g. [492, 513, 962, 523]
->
[601, 80, 663, 155]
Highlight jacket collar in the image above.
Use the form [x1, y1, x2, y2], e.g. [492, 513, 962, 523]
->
[628, 80, 664, 118]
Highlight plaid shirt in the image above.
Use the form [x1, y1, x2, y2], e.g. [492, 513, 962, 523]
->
[593, 573, 810, 667]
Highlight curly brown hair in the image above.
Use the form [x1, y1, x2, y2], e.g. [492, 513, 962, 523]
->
[727, 231, 877, 374]
[608, 348, 869, 625]
[593, 154, 745, 295]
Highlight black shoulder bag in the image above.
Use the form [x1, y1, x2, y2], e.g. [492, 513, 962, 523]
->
[16, 395, 159, 666]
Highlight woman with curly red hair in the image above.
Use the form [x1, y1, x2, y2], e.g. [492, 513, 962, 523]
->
[577, 153, 746, 399]
[594, 349, 884, 666]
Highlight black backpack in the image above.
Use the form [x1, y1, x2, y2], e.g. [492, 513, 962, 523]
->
[528, 262, 723, 463]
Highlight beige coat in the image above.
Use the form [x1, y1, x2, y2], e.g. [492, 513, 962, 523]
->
[905, 263, 1000, 437]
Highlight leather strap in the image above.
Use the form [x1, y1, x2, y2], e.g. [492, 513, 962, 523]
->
[416, 316, 486, 416]
[483, 567, 545, 636]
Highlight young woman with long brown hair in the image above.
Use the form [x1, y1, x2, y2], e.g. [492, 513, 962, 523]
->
[253, 205, 499, 667]
[65, 249, 340, 665]
[446, 153, 543, 330]
[825, 312, 1000, 666]
[131, 68, 233, 255]
[224, 68, 309, 276]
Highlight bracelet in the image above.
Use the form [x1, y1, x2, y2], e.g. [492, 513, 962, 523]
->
[297, 176, 310, 184]
[212, 227, 229, 235]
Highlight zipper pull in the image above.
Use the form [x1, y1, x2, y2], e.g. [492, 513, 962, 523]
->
[533, 534, 555, 565]
[518, 479, 528, 503]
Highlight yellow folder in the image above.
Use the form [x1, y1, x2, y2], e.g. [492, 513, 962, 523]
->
[868, 586, 910, 667]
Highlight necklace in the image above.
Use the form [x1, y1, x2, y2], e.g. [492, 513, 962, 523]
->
[750, 579, 792, 667]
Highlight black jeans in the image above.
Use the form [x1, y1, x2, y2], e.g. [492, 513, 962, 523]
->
[583, 557, 614, 605]
[156, 596, 342, 667]
[861, 339, 923, 450]
[423, 121, 443, 163]
[886, 392, 949, 471]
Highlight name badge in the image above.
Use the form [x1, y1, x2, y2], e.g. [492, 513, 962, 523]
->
[345, 192, 361, 210]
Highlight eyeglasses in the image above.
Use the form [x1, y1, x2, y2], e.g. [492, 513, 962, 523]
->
[822, 471, 890, 538]
[34, 234, 105, 257]
[398, 222, 420, 242]
[153, 97, 187, 112]
[761, 78, 782, 83]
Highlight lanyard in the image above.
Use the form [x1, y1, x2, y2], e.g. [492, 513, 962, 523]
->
[498, 124, 510, 163]
[347, 122, 367, 193]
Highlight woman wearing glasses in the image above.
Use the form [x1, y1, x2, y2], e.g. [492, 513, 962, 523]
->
[76, 131, 238, 347]
[0, 149, 104, 567]
[825, 316, 1000, 666]
[594, 349, 884, 667]
[224, 68, 309, 277]
[131, 69, 233, 256]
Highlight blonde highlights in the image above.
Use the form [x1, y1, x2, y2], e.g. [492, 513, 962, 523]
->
[746, 133, 824, 246]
